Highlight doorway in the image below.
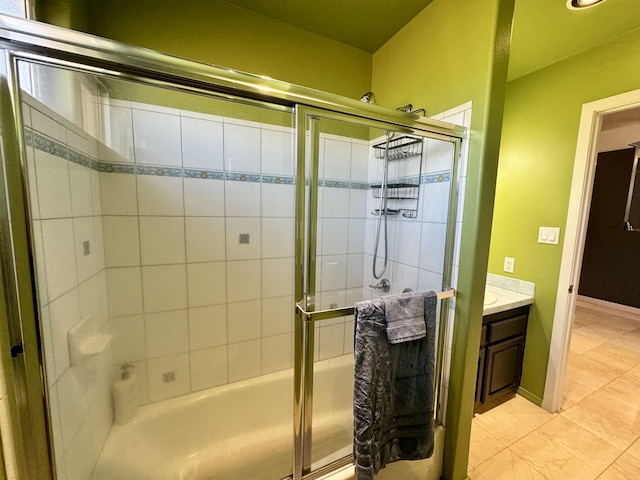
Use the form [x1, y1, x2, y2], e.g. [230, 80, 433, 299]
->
[543, 87, 640, 412]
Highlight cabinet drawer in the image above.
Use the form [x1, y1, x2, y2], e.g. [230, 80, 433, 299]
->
[487, 314, 527, 344]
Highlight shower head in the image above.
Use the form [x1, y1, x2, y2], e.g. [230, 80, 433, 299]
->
[360, 92, 376, 104]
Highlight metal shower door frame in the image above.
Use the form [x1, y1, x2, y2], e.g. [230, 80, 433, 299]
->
[0, 14, 466, 480]
[293, 106, 464, 480]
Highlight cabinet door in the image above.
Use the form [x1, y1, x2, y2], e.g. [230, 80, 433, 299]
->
[483, 336, 524, 403]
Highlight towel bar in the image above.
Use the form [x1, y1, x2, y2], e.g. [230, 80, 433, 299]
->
[295, 288, 455, 323]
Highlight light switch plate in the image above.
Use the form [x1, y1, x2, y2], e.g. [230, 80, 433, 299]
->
[538, 227, 560, 245]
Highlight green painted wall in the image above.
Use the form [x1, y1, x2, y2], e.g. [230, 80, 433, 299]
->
[79, 0, 372, 101]
[372, 1, 514, 479]
[489, 26, 640, 401]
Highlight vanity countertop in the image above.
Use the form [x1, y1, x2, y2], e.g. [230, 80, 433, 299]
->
[483, 284, 534, 316]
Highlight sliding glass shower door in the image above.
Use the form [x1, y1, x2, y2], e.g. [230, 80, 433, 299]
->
[294, 108, 460, 478]
[0, 17, 465, 480]
[13, 58, 297, 480]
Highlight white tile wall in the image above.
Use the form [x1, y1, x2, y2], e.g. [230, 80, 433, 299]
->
[48, 288, 81, 376]
[139, 216, 186, 265]
[8, 88, 471, 480]
[185, 217, 226, 263]
[183, 178, 225, 217]
[181, 116, 224, 170]
[188, 305, 227, 350]
[227, 300, 261, 343]
[72, 217, 98, 282]
[100, 173, 137, 216]
[145, 309, 189, 358]
[190, 346, 228, 390]
[262, 257, 294, 299]
[106, 267, 143, 317]
[69, 163, 94, 217]
[225, 217, 261, 260]
[137, 175, 184, 216]
[103, 216, 141, 267]
[132, 108, 182, 167]
[432, 102, 472, 424]
[41, 219, 78, 300]
[226, 260, 260, 302]
[35, 151, 72, 219]
[225, 181, 261, 217]
[262, 296, 293, 337]
[24, 94, 118, 480]
[262, 183, 294, 217]
[261, 127, 294, 176]
[224, 123, 261, 173]
[110, 315, 146, 363]
[147, 353, 190, 402]
[103, 103, 134, 161]
[32, 96, 467, 441]
[262, 218, 294, 258]
[228, 339, 261, 382]
[142, 264, 188, 312]
[262, 333, 292, 374]
[187, 262, 227, 306]
[323, 138, 351, 181]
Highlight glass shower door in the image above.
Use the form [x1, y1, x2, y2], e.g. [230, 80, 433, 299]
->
[295, 107, 459, 478]
[13, 58, 297, 480]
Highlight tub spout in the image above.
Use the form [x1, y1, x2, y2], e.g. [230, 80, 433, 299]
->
[369, 278, 390, 293]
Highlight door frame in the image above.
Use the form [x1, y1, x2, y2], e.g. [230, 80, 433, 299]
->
[542, 87, 640, 412]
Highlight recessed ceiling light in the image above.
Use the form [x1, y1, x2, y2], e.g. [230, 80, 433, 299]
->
[567, 0, 607, 10]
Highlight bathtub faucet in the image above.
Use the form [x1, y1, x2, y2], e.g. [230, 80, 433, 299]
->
[369, 278, 390, 293]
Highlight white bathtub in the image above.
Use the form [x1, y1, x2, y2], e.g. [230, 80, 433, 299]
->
[92, 355, 355, 480]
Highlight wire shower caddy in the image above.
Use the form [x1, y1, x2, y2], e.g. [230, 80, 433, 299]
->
[371, 135, 424, 218]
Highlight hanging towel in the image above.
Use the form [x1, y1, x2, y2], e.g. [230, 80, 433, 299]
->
[383, 291, 426, 344]
[353, 291, 437, 480]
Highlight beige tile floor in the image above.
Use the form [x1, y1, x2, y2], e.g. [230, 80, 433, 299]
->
[468, 299, 640, 480]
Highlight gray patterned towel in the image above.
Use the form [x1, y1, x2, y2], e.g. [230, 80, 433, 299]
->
[383, 291, 426, 344]
[353, 291, 437, 480]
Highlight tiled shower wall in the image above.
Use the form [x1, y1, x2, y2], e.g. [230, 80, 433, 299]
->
[363, 136, 455, 297]
[98, 101, 372, 404]
[313, 134, 370, 361]
[433, 102, 472, 424]
[100, 103, 298, 405]
[21, 93, 373, 478]
[23, 96, 112, 480]
[21, 86, 469, 479]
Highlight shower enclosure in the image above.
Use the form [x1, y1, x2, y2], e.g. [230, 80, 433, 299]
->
[0, 15, 465, 480]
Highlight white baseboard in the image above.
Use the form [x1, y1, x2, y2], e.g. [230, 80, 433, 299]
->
[577, 295, 640, 317]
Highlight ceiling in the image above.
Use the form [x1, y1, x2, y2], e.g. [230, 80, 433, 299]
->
[223, 0, 434, 53]
[224, 0, 640, 81]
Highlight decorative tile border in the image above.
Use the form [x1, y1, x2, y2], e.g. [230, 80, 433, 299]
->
[184, 168, 225, 180]
[24, 127, 451, 190]
[262, 175, 295, 185]
[136, 165, 183, 177]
